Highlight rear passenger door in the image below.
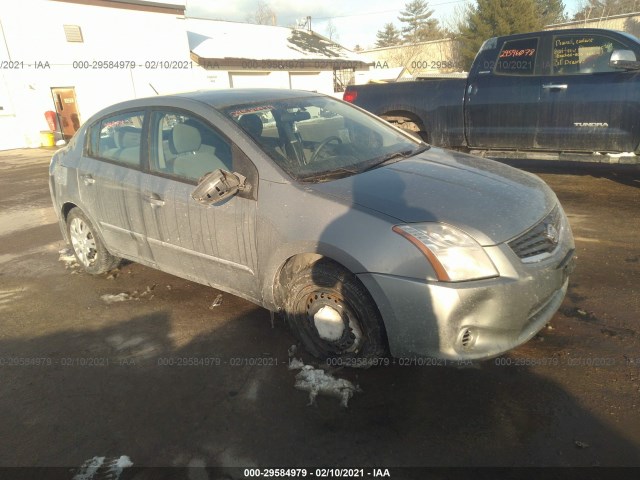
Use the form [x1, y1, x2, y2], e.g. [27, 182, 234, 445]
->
[465, 36, 541, 149]
[80, 110, 153, 262]
[142, 109, 260, 298]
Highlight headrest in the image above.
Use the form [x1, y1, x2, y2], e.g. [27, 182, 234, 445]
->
[114, 126, 141, 148]
[239, 114, 263, 137]
[172, 123, 202, 154]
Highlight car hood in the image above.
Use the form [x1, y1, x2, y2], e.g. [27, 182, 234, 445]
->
[308, 148, 558, 245]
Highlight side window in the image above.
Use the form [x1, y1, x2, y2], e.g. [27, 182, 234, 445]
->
[88, 111, 144, 166]
[150, 111, 233, 183]
[553, 34, 628, 75]
[495, 38, 538, 75]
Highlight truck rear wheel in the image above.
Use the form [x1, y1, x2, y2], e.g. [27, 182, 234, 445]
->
[398, 121, 428, 142]
[383, 116, 429, 142]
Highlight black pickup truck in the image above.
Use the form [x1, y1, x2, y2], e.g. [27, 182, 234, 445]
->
[344, 28, 640, 154]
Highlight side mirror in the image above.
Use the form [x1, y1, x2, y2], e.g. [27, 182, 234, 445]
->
[191, 169, 247, 205]
[610, 49, 640, 70]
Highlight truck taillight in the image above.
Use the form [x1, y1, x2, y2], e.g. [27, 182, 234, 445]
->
[343, 90, 357, 103]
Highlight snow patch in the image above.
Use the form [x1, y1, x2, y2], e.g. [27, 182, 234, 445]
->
[290, 359, 361, 408]
[209, 293, 223, 309]
[288, 358, 305, 370]
[58, 247, 79, 269]
[115, 456, 134, 469]
[101, 293, 133, 304]
[73, 456, 104, 480]
[73, 455, 132, 480]
[607, 152, 636, 158]
[101, 286, 158, 304]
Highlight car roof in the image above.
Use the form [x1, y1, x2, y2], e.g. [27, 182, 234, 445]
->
[82, 88, 328, 127]
[90, 89, 327, 121]
[172, 88, 324, 109]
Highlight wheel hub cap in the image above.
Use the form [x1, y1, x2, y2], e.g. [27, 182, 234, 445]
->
[69, 218, 97, 267]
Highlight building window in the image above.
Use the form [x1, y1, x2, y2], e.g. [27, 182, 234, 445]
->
[63, 25, 83, 43]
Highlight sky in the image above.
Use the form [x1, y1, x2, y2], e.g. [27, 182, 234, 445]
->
[185, 0, 584, 50]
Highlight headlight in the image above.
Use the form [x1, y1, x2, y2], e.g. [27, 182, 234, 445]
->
[392, 223, 498, 282]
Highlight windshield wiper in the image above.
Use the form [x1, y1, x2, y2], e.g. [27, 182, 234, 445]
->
[298, 166, 359, 183]
[360, 144, 430, 173]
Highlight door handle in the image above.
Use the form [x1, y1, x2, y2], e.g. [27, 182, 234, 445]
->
[80, 174, 95, 185]
[542, 84, 568, 91]
[145, 194, 165, 207]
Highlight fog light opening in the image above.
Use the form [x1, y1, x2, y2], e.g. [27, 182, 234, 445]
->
[459, 328, 477, 350]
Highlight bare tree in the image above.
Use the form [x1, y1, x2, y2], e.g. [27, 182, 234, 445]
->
[246, 0, 277, 25]
[326, 20, 339, 41]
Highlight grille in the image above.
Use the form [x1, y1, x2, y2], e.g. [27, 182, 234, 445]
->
[508, 206, 562, 261]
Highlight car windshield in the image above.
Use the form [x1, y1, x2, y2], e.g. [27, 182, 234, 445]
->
[222, 95, 425, 182]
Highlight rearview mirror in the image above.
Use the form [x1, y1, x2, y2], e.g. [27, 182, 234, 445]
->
[610, 49, 640, 70]
[280, 111, 311, 122]
[191, 169, 247, 205]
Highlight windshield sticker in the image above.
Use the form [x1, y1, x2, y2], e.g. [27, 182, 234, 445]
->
[229, 105, 274, 117]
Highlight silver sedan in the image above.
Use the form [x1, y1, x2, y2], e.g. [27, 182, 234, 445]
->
[49, 89, 575, 364]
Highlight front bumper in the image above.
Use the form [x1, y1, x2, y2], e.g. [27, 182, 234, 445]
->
[358, 222, 575, 361]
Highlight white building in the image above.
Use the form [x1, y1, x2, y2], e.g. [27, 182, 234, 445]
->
[0, 0, 371, 150]
[186, 19, 369, 94]
[0, 0, 197, 150]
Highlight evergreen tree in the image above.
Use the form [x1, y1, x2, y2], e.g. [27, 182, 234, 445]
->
[573, 0, 640, 20]
[456, 0, 543, 69]
[375, 23, 402, 47]
[537, 0, 567, 25]
[398, 0, 442, 43]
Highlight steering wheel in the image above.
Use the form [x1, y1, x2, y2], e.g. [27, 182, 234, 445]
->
[310, 136, 342, 162]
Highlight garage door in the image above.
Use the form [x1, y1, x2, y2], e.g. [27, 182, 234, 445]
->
[229, 72, 288, 89]
[289, 72, 323, 92]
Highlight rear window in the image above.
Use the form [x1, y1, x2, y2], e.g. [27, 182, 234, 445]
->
[495, 38, 538, 75]
[88, 111, 145, 167]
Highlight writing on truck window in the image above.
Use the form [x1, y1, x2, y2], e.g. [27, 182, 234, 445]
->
[553, 35, 628, 75]
[495, 38, 538, 75]
[499, 49, 536, 58]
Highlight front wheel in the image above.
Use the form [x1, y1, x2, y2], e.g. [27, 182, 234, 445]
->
[66, 207, 120, 275]
[285, 259, 387, 363]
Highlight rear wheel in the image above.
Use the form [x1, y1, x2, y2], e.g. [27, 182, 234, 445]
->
[383, 115, 429, 142]
[67, 208, 120, 275]
[397, 121, 428, 142]
[285, 259, 387, 364]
